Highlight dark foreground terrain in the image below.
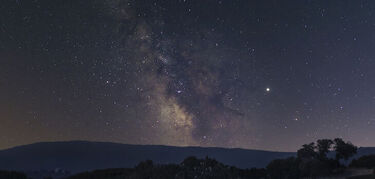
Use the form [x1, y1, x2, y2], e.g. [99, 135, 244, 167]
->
[0, 141, 294, 173]
[1, 139, 375, 178]
[1, 155, 375, 179]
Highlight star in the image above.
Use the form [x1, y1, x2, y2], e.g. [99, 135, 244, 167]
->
[2, 0, 375, 152]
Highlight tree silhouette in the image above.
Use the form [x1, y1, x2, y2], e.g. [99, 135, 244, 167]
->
[181, 156, 200, 168]
[333, 138, 357, 161]
[297, 142, 317, 160]
[317, 139, 333, 159]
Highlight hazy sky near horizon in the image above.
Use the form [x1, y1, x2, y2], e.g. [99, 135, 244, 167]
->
[1, 0, 375, 151]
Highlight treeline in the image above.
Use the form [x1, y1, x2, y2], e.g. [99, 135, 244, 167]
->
[2, 138, 375, 179]
[67, 157, 267, 179]
[66, 138, 374, 179]
[267, 138, 358, 178]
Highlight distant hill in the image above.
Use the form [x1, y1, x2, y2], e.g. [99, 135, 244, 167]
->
[0, 141, 294, 173]
[0, 141, 373, 174]
[353, 147, 375, 157]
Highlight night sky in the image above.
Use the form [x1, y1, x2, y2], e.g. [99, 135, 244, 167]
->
[1, 0, 375, 152]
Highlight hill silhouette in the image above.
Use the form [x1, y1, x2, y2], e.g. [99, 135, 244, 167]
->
[0, 141, 374, 174]
[0, 141, 294, 173]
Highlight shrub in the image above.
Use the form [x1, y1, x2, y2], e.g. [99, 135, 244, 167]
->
[350, 155, 375, 169]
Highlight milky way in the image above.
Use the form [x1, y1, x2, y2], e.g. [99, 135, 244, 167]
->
[105, 0, 257, 147]
[1, 0, 375, 151]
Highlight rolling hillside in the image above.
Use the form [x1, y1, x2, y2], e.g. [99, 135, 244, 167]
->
[0, 141, 294, 173]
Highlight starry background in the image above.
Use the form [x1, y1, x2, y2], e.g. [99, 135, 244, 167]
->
[1, 0, 375, 152]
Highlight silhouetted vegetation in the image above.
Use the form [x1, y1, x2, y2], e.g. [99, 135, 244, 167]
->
[0, 170, 27, 179]
[66, 156, 266, 179]
[66, 168, 134, 179]
[266, 157, 300, 178]
[65, 139, 358, 179]
[267, 138, 357, 178]
[350, 155, 375, 169]
[334, 138, 358, 161]
[0, 138, 367, 179]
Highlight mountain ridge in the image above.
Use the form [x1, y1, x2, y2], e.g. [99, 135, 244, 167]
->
[0, 141, 374, 174]
[0, 141, 294, 173]
[0, 140, 292, 153]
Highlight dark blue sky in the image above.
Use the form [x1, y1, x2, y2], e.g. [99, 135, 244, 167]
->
[1, 0, 375, 151]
